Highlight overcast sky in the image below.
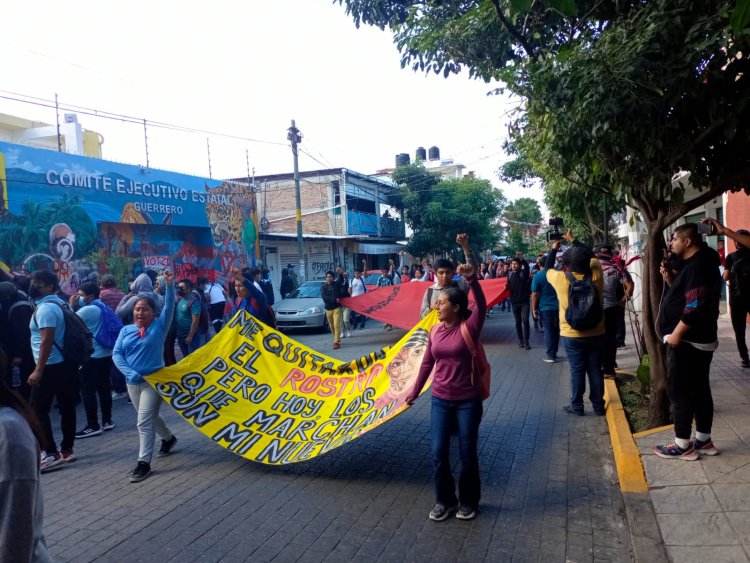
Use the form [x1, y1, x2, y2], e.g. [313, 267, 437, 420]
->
[3, 0, 544, 207]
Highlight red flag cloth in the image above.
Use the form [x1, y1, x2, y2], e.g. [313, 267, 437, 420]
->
[340, 278, 509, 330]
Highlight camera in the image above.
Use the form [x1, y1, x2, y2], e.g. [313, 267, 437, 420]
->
[697, 222, 717, 236]
[547, 217, 564, 241]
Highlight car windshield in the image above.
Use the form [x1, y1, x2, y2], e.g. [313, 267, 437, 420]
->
[289, 282, 323, 298]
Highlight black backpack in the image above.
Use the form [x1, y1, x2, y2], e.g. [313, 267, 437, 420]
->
[33, 301, 94, 367]
[731, 256, 750, 307]
[565, 272, 603, 330]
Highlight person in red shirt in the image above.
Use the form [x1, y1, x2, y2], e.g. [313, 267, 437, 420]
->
[99, 275, 124, 312]
[406, 233, 486, 522]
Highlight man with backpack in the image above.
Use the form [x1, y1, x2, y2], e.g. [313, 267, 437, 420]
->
[70, 282, 122, 438]
[595, 244, 635, 379]
[28, 270, 86, 472]
[703, 219, 750, 369]
[545, 231, 606, 416]
[175, 279, 207, 358]
[0, 281, 34, 401]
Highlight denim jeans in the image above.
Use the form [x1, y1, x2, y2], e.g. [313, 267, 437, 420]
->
[512, 302, 530, 344]
[540, 309, 560, 360]
[127, 382, 174, 463]
[80, 355, 113, 428]
[431, 395, 483, 510]
[562, 335, 605, 413]
[177, 331, 205, 358]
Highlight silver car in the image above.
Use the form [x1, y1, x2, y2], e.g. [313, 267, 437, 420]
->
[273, 280, 327, 330]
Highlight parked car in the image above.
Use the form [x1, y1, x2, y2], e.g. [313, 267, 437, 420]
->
[273, 280, 327, 330]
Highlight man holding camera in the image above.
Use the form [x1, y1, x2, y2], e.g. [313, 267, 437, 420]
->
[653, 223, 722, 460]
[703, 218, 750, 369]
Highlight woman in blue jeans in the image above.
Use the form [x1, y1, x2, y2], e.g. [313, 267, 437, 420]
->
[113, 270, 178, 483]
[406, 234, 486, 521]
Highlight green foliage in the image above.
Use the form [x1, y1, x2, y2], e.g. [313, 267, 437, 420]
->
[636, 354, 651, 394]
[0, 194, 97, 266]
[391, 163, 505, 257]
[503, 197, 544, 255]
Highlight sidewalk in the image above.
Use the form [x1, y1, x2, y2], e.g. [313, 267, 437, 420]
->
[40, 312, 631, 562]
[631, 316, 750, 562]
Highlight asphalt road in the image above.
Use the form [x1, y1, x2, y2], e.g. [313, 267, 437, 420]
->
[40, 312, 631, 562]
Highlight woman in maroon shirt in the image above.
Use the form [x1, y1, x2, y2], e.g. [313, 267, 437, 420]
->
[406, 234, 486, 522]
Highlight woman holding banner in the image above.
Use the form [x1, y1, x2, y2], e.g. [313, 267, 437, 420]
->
[112, 270, 178, 484]
[406, 233, 486, 522]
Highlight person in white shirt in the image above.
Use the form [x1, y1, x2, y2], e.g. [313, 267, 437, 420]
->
[199, 276, 227, 333]
[348, 269, 368, 330]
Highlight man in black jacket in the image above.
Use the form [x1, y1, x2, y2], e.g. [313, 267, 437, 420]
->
[508, 257, 532, 349]
[0, 281, 34, 401]
[320, 271, 343, 350]
[653, 223, 722, 461]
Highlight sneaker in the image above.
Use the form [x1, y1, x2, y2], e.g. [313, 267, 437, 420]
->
[741, 359, 750, 369]
[333, 342, 341, 350]
[429, 502, 458, 522]
[75, 425, 102, 438]
[456, 506, 477, 520]
[102, 420, 115, 431]
[594, 408, 606, 416]
[40, 452, 64, 473]
[692, 438, 720, 456]
[653, 442, 699, 461]
[62, 449, 77, 463]
[524, 343, 531, 350]
[129, 461, 151, 483]
[543, 357, 556, 363]
[563, 405, 584, 416]
[346, 330, 352, 338]
[156, 435, 178, 458]
[518, 342, 525, 349]
[112, 391, 128, 401]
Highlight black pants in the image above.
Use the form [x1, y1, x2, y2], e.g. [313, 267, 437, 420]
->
[30, 361, 77, 455]
[513, 302, 530, 344]
[602, 307, 620, 375]
[616, 306, 627, 347]
[729, 296, 749, 361]
[80, 356, 113, 428]
[209, 302, 226, 333]
[666, 344, 714, 440]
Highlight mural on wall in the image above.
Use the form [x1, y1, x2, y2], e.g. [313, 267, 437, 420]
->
[0, 142, 257, 292]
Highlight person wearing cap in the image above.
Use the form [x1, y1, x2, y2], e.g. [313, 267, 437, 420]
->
[594, 243, 634, 379]
[545, 231, 606, 416]
[0, 281, 34, 401]
[703, 218, 750, 368]
[99, 274, 125, 313]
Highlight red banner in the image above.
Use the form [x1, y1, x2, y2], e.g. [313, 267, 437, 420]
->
[340, 278, 509, 330]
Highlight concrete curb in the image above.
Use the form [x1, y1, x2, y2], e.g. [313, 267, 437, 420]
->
[604, 380, 669, 562]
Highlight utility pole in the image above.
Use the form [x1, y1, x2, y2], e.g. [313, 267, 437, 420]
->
[55, 93, 62, 152]
[288, 120, 305, 282]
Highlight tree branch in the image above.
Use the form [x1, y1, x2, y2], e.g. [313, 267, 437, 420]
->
[663, 183, 728, 226]
[490, 0, 534, 57]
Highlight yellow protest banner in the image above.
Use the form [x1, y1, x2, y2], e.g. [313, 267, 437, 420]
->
[146, 310, 438, 464]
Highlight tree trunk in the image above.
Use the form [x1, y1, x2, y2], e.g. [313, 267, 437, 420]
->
[640, 219, 672, 427]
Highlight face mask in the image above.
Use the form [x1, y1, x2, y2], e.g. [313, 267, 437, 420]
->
[28, 286, 42, 299]
[78, 297, 87, 307]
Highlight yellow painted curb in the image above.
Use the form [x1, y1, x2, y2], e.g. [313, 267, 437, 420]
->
[604, 379, 649, 494]
[632, 425, 673, 439]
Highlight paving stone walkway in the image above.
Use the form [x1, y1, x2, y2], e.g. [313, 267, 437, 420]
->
[635, 315, 750, 563]
[41, 310, 631, 562]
